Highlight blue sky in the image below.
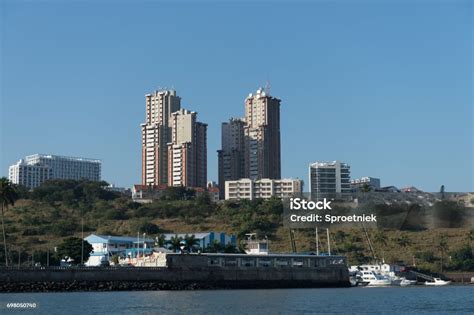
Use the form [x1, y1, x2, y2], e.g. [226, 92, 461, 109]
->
[1, 1, 472, 192]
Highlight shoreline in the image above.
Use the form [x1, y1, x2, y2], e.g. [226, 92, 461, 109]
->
[0, 280, 350, 293]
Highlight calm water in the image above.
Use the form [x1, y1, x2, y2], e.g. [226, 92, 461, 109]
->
[0, 286, 473, 314]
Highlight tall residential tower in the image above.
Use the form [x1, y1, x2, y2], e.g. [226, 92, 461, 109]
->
[217, 118, 245, 199]
[141, 88, 207, 188]
[218, 88, 281, 197]
[141, 90, 181, 186]
[168, 109, 207, 188]
[244, 88, 281, 180]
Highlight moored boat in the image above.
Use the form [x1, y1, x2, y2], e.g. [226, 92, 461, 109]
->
[360, 270, 391, 286]
[424, 278, 451, 286]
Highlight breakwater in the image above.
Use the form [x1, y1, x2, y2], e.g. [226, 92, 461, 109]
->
[0, 253, 350, 292]
[0, 266, 349, 292]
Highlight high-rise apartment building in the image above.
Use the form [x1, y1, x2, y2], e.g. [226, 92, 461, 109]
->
[8, 154, 101, 189]
[167, 109, 207, 188]
[218, 88, 281, 198]
[141, 90, 181, 185]
[217, 118, 245, 199]
[244, 88, 281, 180]
[309, 161, 351, 201]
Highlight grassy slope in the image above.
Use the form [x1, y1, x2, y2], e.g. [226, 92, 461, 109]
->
[4, 198, 472, 272]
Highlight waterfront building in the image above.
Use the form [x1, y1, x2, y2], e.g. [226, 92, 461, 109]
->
[351, 176, 381, 191]
[141, 89, 181, 186]
[167, 109, 207, 188]
[218, 88, 281, 198]
[84, 234, 155, 266]
[161, 232, 236, 249]
[225, 178, 303, 200]
[309, 161, 351, 201]
[8, 154, 101, 189]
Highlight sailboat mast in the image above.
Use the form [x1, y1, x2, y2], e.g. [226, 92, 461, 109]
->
[327, 228, 331, 256]
[315, 227, 319, 256]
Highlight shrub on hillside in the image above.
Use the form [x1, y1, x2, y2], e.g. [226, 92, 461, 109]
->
[50, 220, 78, 237]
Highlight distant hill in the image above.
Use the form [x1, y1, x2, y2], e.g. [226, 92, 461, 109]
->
[2, 180, 473, 271]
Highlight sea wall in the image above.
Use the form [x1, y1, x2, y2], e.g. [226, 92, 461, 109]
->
[0, 266, 349, 292]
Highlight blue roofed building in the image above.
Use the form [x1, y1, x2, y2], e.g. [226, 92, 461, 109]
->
[84, 234, 154, 266]
[162, 232, 236, 250]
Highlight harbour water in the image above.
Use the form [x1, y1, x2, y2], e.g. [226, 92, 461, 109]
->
[0, 286, 473, 314]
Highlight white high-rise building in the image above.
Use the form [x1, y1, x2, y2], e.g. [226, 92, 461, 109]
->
[8, 160, 52, 189]
[309, 161, 351, 201]
[8, 154, 101, 188]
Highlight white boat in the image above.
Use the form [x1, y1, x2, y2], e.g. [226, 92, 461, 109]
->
[399, 278, 415, 286]
[350, 264, 409, 286]
[360, 270, 392, 286]
[425, 278, 451, 286]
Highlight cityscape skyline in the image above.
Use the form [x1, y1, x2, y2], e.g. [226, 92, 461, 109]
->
[1, 2, 472, 192]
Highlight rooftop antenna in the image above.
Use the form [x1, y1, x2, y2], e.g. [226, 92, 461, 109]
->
[264, 81, 271, 96]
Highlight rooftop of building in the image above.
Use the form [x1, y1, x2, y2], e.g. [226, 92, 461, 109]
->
[309, 161, 350, 168]
[24, 154, 101, 163]
[85, 234, 155, 244]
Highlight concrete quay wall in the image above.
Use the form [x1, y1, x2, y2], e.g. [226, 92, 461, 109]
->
[0, 266, 349, 291]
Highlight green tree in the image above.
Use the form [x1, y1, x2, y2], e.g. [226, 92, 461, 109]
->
[139, 222, 160, 235]
[184, 234, 200, 252]
[56, 237, 93, 265]
[155, 234, 166, 247]
[360, 183, 372, 193]
[0, 178, 19, 266]
[196, 192, 211, 206]
[166, 235, 183, 252]
[224, 242, 239, 253]
[205, 240, 223, 253]
[450, 245, 474, 271]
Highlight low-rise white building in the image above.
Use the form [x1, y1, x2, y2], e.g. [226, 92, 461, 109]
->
[225, 178, 303, 200]
[351, 177, 381, 191]
[84, 234, 154, 266]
